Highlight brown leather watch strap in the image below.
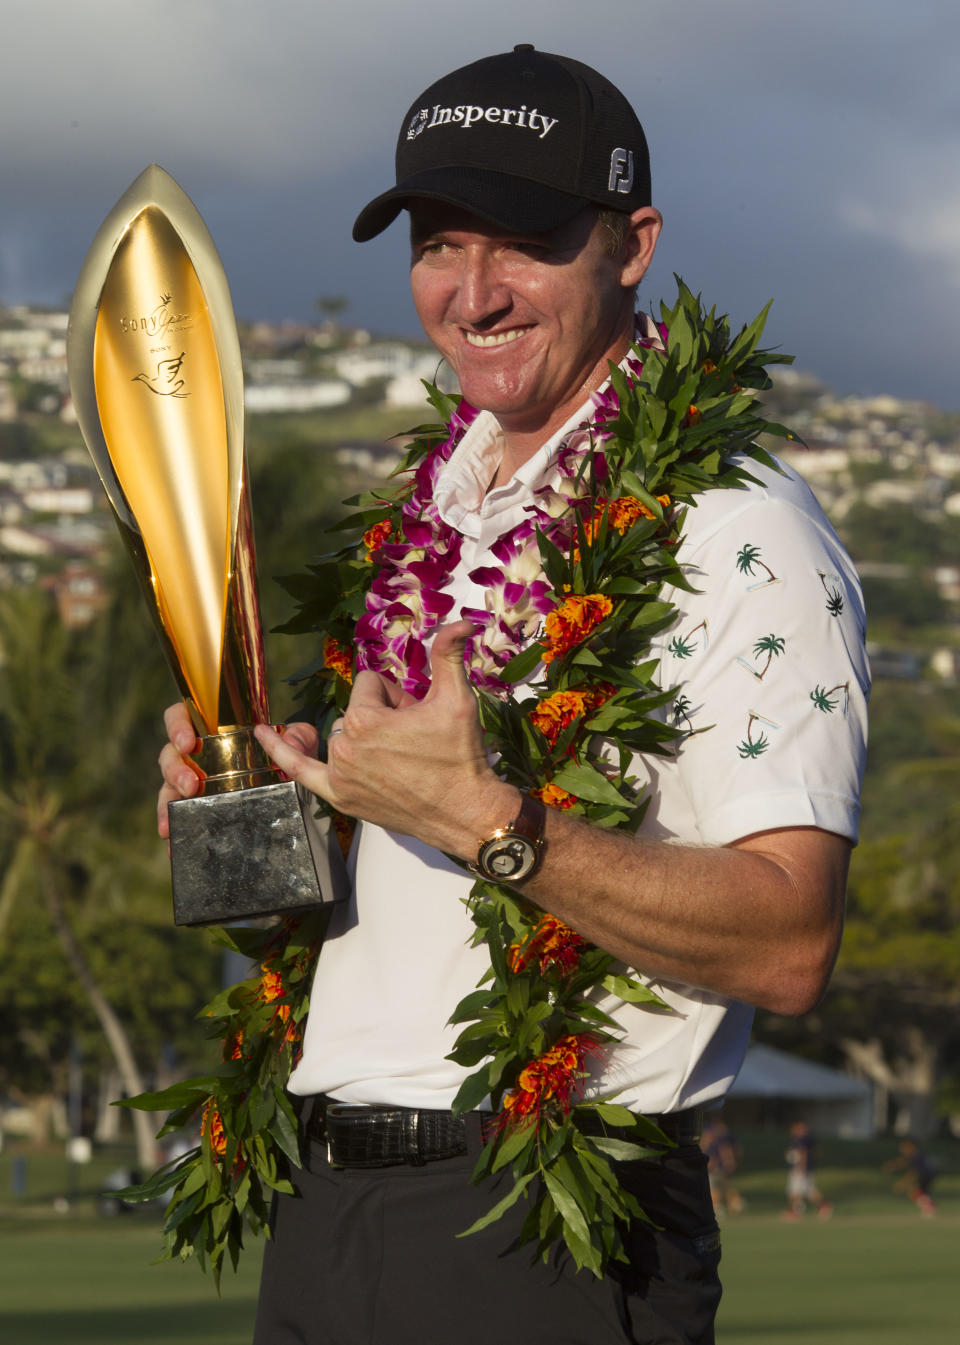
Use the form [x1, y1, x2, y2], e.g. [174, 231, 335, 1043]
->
[510, 791, 546, 845]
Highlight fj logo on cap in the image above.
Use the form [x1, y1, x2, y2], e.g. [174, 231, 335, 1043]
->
[608, 147, 634, 195]
[406, 109, 429, 141]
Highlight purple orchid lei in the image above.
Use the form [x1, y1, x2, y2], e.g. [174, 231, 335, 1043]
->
[354, 319, 667, 699]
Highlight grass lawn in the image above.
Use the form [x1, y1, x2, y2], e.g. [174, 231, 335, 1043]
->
[2, 1134, 957, 1343]
[718, 1213, 959, 1343]
[716, 1130, 959, 1343]
[0, 1221, 262, 1345]
[0, 1143, 262, 1345]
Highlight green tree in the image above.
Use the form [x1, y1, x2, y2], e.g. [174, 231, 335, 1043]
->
[756, 697, 960, 1136]
[313, 295, 349, 328]
[839, 503, 959, 569]
[0, 574, 220, 1161]
[832, 759, 960, 1137]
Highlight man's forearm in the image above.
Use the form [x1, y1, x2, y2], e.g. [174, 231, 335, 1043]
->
[508, 807, 850, 1016]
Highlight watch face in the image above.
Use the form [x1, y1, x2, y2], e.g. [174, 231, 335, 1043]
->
[477, 835, 539, 883]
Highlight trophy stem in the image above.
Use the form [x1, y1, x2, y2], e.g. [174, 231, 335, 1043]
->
[190, 727, 282, 794]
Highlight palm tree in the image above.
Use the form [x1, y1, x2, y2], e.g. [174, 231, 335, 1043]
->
[810, 682, 849, 714]
[736, 543, 778, 588]
[0, 586, 171, 1168]
[668, 619, 708, 660]
[313, 295, 349, 338]
[737, 712, 770, 759]
[817, 571, 844, 616]
[672, 694, 693, 728]
[751, 633, 786, 680]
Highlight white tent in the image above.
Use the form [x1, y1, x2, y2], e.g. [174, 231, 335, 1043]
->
[723, 1043, 874, 1137]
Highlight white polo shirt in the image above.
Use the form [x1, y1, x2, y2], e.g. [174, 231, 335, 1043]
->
[289, 390, 869, 1115]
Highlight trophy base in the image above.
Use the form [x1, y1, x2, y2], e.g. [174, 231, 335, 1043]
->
[168, 779, 349, 926]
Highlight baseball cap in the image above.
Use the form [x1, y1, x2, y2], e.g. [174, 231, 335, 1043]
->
[352, 45, 651, 242]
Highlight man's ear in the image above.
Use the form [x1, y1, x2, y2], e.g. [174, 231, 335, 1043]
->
[619, 207, 663, 288]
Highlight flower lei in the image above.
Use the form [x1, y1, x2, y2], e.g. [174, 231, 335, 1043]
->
[120, 281, 798, 1284]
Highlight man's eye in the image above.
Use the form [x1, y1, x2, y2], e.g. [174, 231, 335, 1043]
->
[506, 242, 548, 259]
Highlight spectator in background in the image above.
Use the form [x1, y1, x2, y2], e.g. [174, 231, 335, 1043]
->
[782, 1120, 833, 1220]
[702, 1118, 744, 1216]
[884, 1137, 938, 1217]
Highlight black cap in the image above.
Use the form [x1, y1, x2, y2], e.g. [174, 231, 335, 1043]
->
[353, 45, 651, 242]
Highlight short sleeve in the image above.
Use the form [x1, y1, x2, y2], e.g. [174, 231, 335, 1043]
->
[652, 464, 870, 846]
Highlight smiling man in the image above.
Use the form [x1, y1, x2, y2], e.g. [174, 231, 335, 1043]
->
[159, 45, 868, 1345]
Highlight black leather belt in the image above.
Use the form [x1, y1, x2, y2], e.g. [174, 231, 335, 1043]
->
[304, 1099, 703, 1169]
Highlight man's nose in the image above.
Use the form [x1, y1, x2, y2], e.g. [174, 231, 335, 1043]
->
[455, 250, 510, 324]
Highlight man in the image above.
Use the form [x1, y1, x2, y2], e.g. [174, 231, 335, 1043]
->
[702, 1119, 744, 1217]
[783, 1120, 833, 1221]
[159, 46, 868, 1344]
[883, 1137, 938, 1217]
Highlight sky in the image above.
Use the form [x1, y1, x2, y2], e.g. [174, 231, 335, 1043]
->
[2, 0, 958, 408]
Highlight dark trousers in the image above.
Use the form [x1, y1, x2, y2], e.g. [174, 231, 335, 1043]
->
[254, 1116, 721, 1345]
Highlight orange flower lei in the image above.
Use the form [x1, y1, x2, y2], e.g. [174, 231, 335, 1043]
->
[508, 914, 589, 976]
[501, 1033, 598, 1123]
[528, 682, 615, 748]
[572, 494, 671, 562]
[540, 593, 613, 665]
[530, 781, 578, 809]
[200, 1099, 228, 1157]
[224, 1029, 245, 1062]
[362, 518, 393, 558]
[322, 635, 353, 684]
[258, 966, 302, 1045]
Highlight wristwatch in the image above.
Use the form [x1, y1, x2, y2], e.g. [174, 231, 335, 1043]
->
[469, 792, 546, 884]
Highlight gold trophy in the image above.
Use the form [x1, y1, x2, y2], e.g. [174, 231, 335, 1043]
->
[67, 164, 347, 925]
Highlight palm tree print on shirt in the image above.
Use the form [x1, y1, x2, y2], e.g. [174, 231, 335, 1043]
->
[668, 619, 708, 660]
[810, 682, 849, 714]
[737, 633, 786, 680]
[672, 693, 693, 730]
[817, 570, 844, 617]
[736, 543, 780, 591]
[737, 710, 780, 758]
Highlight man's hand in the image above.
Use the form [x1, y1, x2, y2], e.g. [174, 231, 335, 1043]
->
[157, 703, 202, 840]
[254, 621, 515, 857]
[156, 703, 318, 839]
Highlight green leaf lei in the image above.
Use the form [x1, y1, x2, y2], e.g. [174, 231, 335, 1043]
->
[120, 280, 799, 1285]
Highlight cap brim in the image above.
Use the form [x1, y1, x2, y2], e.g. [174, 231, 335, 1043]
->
[352, 167, 590, 242]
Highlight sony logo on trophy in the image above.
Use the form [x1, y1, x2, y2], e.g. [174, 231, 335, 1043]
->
[118, 291, 191, 336]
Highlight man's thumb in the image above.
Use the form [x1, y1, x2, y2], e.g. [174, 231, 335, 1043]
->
[426, 620, 476, 699]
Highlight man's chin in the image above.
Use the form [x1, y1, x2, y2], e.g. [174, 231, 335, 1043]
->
[454, 364, 544, 419]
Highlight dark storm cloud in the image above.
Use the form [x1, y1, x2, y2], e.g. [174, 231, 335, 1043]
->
[2, 0, 957, 405]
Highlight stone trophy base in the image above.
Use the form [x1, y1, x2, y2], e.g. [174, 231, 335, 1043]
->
[168, 729, 349, 925]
